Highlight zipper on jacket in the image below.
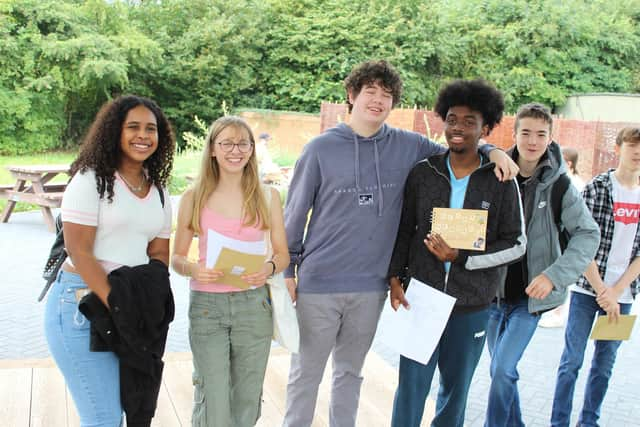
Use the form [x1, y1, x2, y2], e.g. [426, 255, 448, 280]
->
[426, 154, 493, 296]
[427, 159, 453, 294]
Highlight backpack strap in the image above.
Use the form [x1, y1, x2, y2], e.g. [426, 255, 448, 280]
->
[551, 173, 571, 251]
[157, 184, 165, 208]
[262, 184, 273, 258]
[551, 173, 571, 230]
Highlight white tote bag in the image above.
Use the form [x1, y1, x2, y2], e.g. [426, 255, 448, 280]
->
[263, 185, 300, 353]
[268, 273, 300, 353]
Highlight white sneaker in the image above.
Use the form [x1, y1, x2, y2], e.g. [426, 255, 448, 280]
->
[538, 314, 565, 328]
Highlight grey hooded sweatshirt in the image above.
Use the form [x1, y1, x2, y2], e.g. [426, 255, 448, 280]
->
[284, 123, 494, 294]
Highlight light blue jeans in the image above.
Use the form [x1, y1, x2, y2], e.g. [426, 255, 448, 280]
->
[44, 270, 122, 427]
[485, 300, 540, 427]
[551, 291, 631, 427]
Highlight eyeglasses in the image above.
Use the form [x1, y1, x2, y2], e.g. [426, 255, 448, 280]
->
[216, 140, 254, 153]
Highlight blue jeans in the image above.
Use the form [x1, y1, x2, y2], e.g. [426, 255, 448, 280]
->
[485, 300, 540, 427]
[44, 271, 123, 427]
[391, 308, 489, 427]
[551, 291, 631, 427]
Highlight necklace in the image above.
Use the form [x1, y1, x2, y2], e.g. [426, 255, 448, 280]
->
[119, 171, 146, 192]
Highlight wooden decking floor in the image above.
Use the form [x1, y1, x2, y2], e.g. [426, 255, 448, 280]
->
[0, 348, 434, 426]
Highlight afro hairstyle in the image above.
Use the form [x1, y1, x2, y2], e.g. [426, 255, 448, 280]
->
[434, 79, 504, 134]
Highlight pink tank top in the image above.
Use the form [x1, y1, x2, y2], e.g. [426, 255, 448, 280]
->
[190, 206, 266, 293]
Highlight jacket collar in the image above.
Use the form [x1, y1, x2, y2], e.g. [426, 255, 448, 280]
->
[508, 142, 563, 186]
[426, 149, 494, 176]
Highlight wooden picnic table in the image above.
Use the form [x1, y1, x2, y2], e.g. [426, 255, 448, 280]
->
[0, 164, 70, 232]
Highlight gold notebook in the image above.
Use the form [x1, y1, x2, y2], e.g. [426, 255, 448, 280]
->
[431, 208, 488, 251]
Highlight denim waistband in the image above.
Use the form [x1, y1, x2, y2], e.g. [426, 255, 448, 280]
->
[57, 269, 86, 287]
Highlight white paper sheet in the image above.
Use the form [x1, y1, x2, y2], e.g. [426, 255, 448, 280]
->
[206, 229, 266, 268]
[385, 278, 456, 365]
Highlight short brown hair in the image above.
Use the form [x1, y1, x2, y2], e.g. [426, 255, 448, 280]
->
[515, 103, 553, 132]
[344, 60, 402, 112]
[615, 127, 640, 146]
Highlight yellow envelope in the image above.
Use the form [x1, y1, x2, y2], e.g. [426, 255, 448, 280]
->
[214, 247, 266, 290]
[589, 314, 637, 341]
[431, 208, 488, 251]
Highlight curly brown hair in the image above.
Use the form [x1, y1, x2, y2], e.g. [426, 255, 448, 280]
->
[343, 60, 403, 112]
[70, 95, 175, 201]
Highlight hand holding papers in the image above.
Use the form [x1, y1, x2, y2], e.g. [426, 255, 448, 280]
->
[206, 229, 267, 289]
[385, 278, 456, 364]
[590, 314, 637, 341]
[431, 207, 488, 250]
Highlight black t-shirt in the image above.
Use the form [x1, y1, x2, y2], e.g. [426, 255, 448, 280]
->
[504, 174, 529, 303]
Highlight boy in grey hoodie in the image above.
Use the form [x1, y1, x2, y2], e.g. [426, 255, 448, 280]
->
[485, 103, 600, 427]
[282, 60, 518, 427]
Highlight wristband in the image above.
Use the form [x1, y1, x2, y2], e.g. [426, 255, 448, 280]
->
[266, 260, 276, 277]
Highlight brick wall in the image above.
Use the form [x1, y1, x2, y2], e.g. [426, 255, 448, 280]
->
[238, 105, 638, 180]
[238, 110, 321, 158]
[319, 103, 640, 180]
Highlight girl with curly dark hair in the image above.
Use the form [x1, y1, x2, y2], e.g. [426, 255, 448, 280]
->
[44, 95, 175, 426]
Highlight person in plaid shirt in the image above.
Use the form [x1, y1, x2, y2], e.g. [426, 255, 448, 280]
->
[551, 127, 640, 427]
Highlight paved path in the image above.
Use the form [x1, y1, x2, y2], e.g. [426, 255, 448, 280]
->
[1, 208, 638, 426]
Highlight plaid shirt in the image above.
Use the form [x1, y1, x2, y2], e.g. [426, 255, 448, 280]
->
[576, 170, 640, 298]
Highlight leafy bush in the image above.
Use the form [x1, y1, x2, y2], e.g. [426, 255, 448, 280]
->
[1, 0, 639, 156]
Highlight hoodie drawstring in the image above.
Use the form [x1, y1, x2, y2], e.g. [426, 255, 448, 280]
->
[373, 140, 383, 217]
[354, 134, 361, 192]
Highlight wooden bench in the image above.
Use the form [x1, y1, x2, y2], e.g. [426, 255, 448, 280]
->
[0, 165, 69, 231]
[4, 190, 64, 208]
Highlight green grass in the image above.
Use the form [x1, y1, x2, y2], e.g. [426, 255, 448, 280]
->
[0, 150, 202, 213]
[0, 152, 75, 184]
[170, 151, 200, 194]
[271, 148, 297, 167]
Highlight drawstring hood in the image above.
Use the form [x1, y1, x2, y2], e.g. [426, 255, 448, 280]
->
[373, 139, 383, 216]
[349, 124, 386, 216]
[354, 133, 361, 191]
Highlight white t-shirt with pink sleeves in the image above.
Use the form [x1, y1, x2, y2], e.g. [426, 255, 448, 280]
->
[61, 169, 172, 272]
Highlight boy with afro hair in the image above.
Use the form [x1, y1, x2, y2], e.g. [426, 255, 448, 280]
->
[387, 79, 526, 427]
[282, 62, 518, 427]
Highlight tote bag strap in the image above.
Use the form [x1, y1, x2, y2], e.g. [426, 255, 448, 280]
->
[262, 184, 273, 259]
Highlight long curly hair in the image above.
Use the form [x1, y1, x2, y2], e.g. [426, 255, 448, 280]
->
[189, 116, 269, 234]
[69, 95, 175, 201]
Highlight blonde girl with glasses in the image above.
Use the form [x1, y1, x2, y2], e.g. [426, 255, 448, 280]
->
[171, 116, 289, 426]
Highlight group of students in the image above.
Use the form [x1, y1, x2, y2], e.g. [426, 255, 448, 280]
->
[42, 59, 639, 427]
